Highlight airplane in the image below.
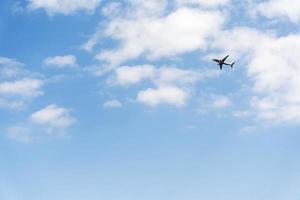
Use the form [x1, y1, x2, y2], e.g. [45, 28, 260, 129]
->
[212, 55, 235, 70]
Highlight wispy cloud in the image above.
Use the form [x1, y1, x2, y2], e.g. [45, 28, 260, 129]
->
[0, 56, 27, 78]
[0, 57, 44, 109]
[111, 65, 218, 86]
[103, 100, 123, 108]
[196, 93, 233, 115]
[43, 55, 77, 68]
[6, 126, 33, 144]
[27, 0, 101, 15]
[175, 0, 230, 8]
[211, 95, 232, 108]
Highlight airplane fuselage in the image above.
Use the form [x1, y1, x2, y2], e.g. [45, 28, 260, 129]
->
[212, 55, 235, 70]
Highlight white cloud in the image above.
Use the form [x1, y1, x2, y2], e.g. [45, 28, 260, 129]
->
[81, 31, 103, 53]
[91, 7, 225, 67]
[0, 57, 24, 68]
[30, 104, 75, 134]
[175, 0, 230, 7]
[112, 65, 218, 86]
[82, 0, 168, 53]
[196, 93, 232, 115]
[137, 86, 189, 106]
[0, 57, 44, 109]
[248, 34, 300, 123]
[0, 57, 26, 78]
[102, 2, 122, 17]
[233, 110, 252, 118]
[211, 95, 232, 108]
[27, 0, 101, 15]
[103, 100, 122, 108]
[110, 64, 219, 107]
[0, 66, 22, 79]
[43, 55, 77, 68]
[214, 27, 300, 123]
[155, 67, 203, 86]
[256, 0, 300, 23]
[122, 0, 168, 18]
[0, 78, 44, 97]
[112, 65, 155, 86]
[212, 27, 273, 60]
[0, 99, 25, 109]
[6, 104, 76, 143]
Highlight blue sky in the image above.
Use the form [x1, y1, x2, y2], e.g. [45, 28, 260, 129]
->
[1, 0, 300, 199]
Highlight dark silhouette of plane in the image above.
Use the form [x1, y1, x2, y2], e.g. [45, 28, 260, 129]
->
[212, 55, 235, 70]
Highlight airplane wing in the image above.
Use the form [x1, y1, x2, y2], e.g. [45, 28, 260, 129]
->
[221, 55, 229, 62]
[212, 58, 219, 63]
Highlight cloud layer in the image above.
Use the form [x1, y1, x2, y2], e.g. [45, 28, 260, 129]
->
[7, 0, 300, 131]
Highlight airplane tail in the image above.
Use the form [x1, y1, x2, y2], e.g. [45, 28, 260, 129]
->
[230, 62, 235, 68]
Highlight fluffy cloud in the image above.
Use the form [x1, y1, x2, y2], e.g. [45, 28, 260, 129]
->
[27, 0, 101, 15]
[88, 7, 225, 67]
[30, 104, 75, 134]
[248, 34, 300, 123]
[112, 65, 218, 86]
[212, 27, 273, 59]
[6, 104, 76, 143]
[83, 0, 168, 53]
[110, 64, 219, 106]
[113, 65, 155, 86]
[0, 78, 44, 97]
[137, 86, 189, 106]
[0, 57, 44, 109]
[103, 100, 123, 108]
[43, 55, 77, 68]
[256, 0, 300, 23]
[214, 27, 300, 123]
